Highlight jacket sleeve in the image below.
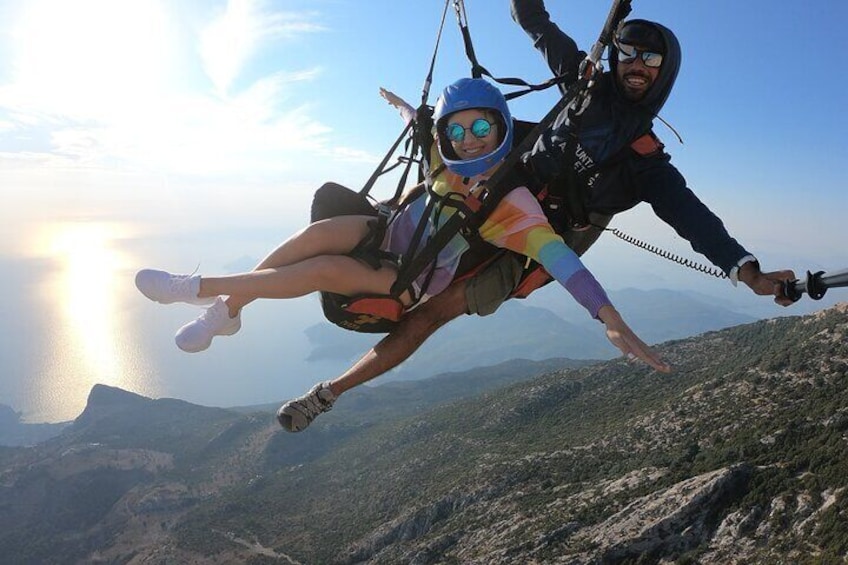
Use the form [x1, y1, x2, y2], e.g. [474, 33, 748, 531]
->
[511, 0, 586, 184]
[510, 0, 583, 88]
[635, 155, 751, 275]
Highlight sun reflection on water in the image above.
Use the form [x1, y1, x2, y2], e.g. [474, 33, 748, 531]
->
[29, 221, 159, 421]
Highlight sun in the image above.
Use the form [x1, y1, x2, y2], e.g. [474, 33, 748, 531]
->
[12, 0, 174, 121]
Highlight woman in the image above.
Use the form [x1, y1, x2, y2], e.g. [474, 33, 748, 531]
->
[136, 79, 654, 373]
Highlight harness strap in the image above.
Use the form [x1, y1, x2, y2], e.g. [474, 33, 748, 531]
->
[360, 121, 413, 201]
[631, 131, 664, 156]
[544, 130, 665, 230]
[389, 78, 583, 300]
[395, 194, 441, 303]
[349, 210, 396, 270]
[421, 1, 453, 105]
[452, 0, 569, 100]
[358, 0, 450, 203]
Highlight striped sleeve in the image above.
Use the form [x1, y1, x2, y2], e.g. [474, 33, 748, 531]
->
[479, 187, 611, 318]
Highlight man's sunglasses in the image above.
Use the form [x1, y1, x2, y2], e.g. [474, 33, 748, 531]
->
[616, 42, 663, 68]
[446, 118, 494, 143]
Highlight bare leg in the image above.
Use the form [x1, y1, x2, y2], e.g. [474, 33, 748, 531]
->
[200, 255, 398, 300]
[251, 216, 373, 270]
[196, 215, 376, 315]
[327, 279, 469, 396]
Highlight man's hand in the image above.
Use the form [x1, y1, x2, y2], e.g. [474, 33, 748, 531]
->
[739, 262, 796, 307]
[597, 305, 671, 373]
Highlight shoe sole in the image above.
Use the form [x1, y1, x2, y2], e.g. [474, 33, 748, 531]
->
[277, 406, 306, 432]
[175, 320, 241, 353]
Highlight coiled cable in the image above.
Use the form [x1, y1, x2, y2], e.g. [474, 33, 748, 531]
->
[604, 226, 728, 280]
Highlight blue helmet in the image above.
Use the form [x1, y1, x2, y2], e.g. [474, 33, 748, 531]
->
[432, 78, 513, 177]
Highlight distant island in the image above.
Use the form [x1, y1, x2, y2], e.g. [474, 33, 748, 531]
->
[0, 404, 69, 446]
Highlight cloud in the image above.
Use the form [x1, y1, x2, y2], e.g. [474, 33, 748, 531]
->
[0, 0, 362, 179]
[199, 0, 326, 96]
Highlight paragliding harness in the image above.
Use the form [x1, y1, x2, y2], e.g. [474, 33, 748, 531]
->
[314, 0, 635, 333]
[312, 125, 538, 334]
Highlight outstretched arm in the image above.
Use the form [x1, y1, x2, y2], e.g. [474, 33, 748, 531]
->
[379, 87, 416, 125]
[479, 189, 671, 372]
[638, 160, 797, 308]
[510, 0, 583, 85]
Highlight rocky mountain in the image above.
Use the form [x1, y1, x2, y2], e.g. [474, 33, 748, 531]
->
[1, 305, 847, 564]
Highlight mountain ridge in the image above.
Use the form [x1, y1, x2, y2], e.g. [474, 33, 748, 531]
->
[0, 303, 846, 563]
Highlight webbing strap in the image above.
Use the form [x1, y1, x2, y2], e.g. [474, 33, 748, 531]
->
[422, 0, 453, 105]
[359, 121, 412, 199]
[453, 0, 568, 100]
[359, 0, 451, 201]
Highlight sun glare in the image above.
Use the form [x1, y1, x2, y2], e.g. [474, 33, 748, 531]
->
[49, 223, 124, 378]
[4, 0, 332, 176]
[31, 221, 155, 421]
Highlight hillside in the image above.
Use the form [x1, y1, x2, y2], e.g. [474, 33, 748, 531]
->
[0, 305, 846, 564]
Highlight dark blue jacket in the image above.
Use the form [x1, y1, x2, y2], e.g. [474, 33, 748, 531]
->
[512, 0, 749, 275]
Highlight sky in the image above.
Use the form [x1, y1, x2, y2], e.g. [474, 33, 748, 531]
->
[0, 0, 846, 422]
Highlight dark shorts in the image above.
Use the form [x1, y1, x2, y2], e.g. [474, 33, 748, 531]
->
[464, 213, 612, 316]
[465, 253, 526, 316]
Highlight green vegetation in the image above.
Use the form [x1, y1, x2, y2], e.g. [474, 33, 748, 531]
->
[2, 306, 848, 563]
[168, 306, 848, 563]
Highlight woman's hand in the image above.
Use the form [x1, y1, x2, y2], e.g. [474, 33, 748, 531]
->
[597, 304, 671, 373]
[379, 87, 408, 110]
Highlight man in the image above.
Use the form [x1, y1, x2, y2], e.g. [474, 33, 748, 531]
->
[277, 0, 795, 432]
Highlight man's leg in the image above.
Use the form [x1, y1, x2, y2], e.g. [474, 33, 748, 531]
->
[328, 252, 526, 395]
[277, 253, 523, 432]
[328, 280, 469, 395]
[276, 281, 469, 432]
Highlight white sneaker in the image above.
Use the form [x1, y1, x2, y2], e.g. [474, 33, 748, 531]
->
[135, 269, 216, 306]
[175, 297, 241, 353]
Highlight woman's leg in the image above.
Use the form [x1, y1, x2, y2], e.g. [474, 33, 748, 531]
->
[200, 254, 398, 300]
[200, 215, 378, 315]
[254, 215, 377, 271]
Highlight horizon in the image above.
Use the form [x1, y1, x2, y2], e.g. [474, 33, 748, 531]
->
[3, 289, 844, 425]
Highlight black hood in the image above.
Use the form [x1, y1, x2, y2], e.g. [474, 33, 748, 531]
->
[609, 19, 681, 115]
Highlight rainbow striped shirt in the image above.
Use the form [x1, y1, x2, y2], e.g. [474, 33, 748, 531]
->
[384, 152, 610, 318]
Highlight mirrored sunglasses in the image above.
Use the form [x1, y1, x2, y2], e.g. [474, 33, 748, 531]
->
[446, 118, 493, 143]
[616, 42, 663, 68]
